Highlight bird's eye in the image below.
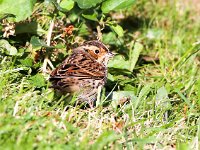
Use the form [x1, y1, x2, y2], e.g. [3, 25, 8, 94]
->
[95, 49, 99, 54]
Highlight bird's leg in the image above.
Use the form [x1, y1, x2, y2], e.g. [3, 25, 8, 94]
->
[96, 25, 102, 41]
[42, 54, 55, 73]
[42, 55, 48, 73]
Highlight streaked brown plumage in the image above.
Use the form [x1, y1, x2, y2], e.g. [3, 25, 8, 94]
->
[49, 40, 113, 104]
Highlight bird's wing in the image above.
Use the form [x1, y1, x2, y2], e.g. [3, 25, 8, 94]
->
[50, 51, 106, 80]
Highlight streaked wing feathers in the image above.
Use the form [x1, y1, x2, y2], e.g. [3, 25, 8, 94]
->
[50, 51, 106, 80]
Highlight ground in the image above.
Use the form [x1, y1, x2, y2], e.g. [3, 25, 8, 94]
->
[0, 0, 199, 149]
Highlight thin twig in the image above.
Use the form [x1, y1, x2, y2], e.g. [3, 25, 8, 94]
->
[47, 20, 54, 46]
[96, 25, 102, 41]
[42, 20, 54, 73]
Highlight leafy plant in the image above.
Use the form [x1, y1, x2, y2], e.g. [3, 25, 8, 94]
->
[0, 0, 138, 88]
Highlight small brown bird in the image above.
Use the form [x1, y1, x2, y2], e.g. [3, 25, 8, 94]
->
[49, 40, 113, 105]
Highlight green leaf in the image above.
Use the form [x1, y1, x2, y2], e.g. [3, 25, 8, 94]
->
[15, 22, 45, 35]
[109, 24, 124, 37]
[129, 42, 143, 71]
[108, 55, 129, 70]
[59, 0, 74, 11]
[30, 36, 45, 49]
[0, 39, 18, 55]
[73, 0, 102, 9]
[102, 32, 117, 45]
[0, 13, 15, 21]
[107, 73, 115, 81]
[29, 74, 46, 88]
[101, 0, 136, 13]
[19, 58, 33, 67]
[0, 0, 37, 22]
[30, 36, 53, 51]
[82, 12, 98, 21]
[78, 23, 90, 36]
[108, 42, 142, 72]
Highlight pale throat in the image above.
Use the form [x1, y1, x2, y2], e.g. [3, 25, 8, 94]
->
[97, 55, 110, 66]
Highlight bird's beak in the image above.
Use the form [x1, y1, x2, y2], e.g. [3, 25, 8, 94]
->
[108, 51, 115, 57]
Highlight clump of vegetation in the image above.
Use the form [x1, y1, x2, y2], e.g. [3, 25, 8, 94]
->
[0, 0, 199, 149]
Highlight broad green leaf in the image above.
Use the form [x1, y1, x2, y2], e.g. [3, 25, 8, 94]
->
[30, 36, 53, 50]
[19, 58, 33, 67]
[108, 55, 129, 70]
[129, 42, 143, 71]
[73, 0, 102, 9]
[0, 13, 15, 21]
[68, 13, 79, 22]
[109, 24, 124, 37]
[102, 32, 117, 45]
[59, 0, 74, 11]
[0, 39, 17, 55]
[107, 73, 115, 81]
[108, 42, 142, 72]
[15, 22, 46, 35]
[0, 0, 37, 22]
[78, 23, 90, 36]
[82, 12, 98, 21]
[101, 0, 136, 13]
[29, 74, 46, 88]
[30, 36, 45, 50]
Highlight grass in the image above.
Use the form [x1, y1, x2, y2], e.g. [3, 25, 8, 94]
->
[0, 0, 200, 149]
